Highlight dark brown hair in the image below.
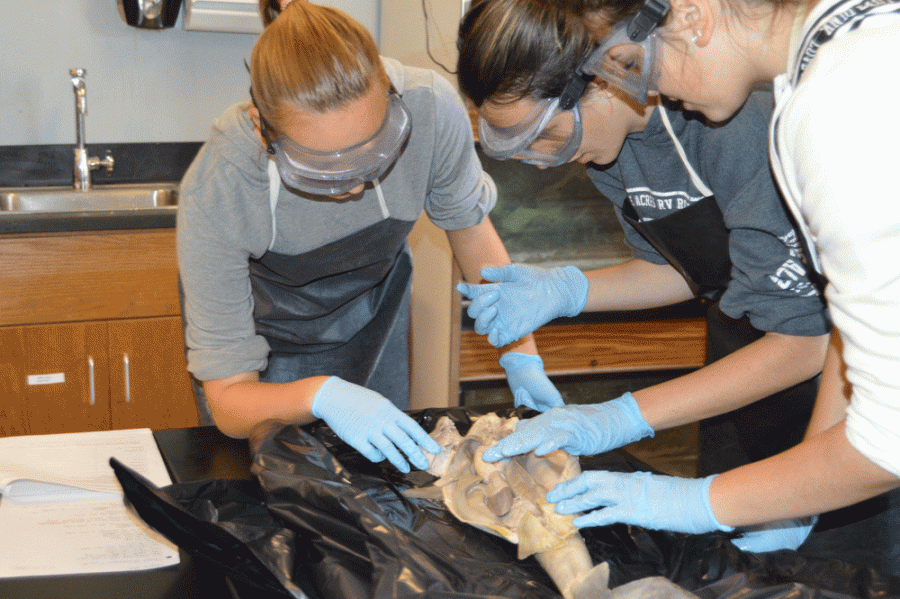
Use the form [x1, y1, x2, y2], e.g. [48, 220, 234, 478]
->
[457, 0, 643, 106]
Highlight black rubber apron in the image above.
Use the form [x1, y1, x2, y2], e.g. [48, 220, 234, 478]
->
[771, 0, 900, 577]
[190, 162, 415, 424]
[623, 107, 817, 476]
[620, 107, 731, 301]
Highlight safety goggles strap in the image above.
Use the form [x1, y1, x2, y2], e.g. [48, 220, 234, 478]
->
[245, 57, 277, 156]
[249, 88, 277, 156]
[559, 65, 595, 110]
[627, 0, 671, 42]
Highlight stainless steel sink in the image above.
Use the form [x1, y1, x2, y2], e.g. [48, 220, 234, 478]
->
[0, 182, 179, 213]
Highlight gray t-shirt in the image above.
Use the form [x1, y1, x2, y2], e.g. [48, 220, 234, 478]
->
[178, 58, 497, 381]
[588, 92, 830, 336]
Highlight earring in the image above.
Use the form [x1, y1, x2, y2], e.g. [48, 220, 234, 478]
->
[691, 30, 702, 44]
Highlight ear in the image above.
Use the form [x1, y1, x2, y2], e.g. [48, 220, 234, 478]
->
[586, 79, 613, 97]
[667, 0, 715, 47]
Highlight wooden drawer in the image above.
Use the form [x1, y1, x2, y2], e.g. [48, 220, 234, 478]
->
[0, 229, 180, 326]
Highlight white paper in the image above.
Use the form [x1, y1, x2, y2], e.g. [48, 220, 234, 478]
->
[0, 428, 181, 577]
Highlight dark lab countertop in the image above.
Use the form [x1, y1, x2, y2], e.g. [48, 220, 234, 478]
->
[153, 426, 253, 484]
[0, 209, 176, 235]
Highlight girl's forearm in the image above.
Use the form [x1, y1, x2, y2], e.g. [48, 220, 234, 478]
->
[634, 331, 828, 431]
[710, 422, 900, 526]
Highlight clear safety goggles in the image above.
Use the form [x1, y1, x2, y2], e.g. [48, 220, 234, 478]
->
[478, 97, 583, 167]
[580, 0, 669, 104]
[258, 93, 412, 196]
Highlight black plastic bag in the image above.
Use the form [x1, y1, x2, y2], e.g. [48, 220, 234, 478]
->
[115, 407, 900, 599]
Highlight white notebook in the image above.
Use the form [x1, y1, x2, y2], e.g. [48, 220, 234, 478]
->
[0, 428, 180, 578]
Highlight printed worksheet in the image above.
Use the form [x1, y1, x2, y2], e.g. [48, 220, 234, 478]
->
[0, 428, 180, 577]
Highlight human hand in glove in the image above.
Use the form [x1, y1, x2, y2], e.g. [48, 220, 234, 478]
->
[733, 516, 817, 553]
[457, 264, 589, 348]
[500, 353, 564, 412]
[482, 393, 654, 462]
[311, 377, 441, 474]
[548, 471, 734, 535]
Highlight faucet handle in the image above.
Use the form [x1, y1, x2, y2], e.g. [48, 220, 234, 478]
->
[89, 152, 115, 175]
[100, 152, 115, 174]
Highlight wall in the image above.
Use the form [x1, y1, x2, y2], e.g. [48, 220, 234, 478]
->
[1, 0, 463, 147]
[380, 0, 463, 83]
[1, 1, 258, 145]
[381, 0, 469, 408]
[0, 0, 386, 146]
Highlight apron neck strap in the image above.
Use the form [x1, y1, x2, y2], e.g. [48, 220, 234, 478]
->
[267, 160, 280, 251]
[265, 161, 391, 252]
[658, 105, 714, 197]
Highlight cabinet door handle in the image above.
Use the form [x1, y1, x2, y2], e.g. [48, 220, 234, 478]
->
[88, 356, 95, 406]
[123, 353, 131, 403]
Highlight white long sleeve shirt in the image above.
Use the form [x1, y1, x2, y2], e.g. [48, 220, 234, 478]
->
[770, 0, 900, 477]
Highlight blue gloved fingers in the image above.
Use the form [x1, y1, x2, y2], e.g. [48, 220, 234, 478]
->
[474, 306, 500, 336]
[547, 471, 611, 510]
[514, 388, 539, 412]
[456, 281, 495, 302]
[551, 471, 729, 534]
[465, 287, 501, 319]
[310, 377, 443, 473]
[487, 325, 509, 348]
[546, 472, 631, 529]
[501, 353, 564, 412]
[473, 264, 589, 349]
[488, 396, 655, 464]
[549, 472, 646, 530]
[377, 417, 443, 473]
[520, 375, 564, 412]
[733, 516, 817, 553]
[482, 422, 546, 462]
[368, 427, 413, 474]
[479, 264, 524, 283]
[485, 404, 596, 461]
[394, 414, 443, 456]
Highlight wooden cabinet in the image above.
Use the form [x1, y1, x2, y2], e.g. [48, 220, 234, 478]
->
[0, 229, 198, 437]
[108, 318, 197, 430]
[0, 322, 110, 436]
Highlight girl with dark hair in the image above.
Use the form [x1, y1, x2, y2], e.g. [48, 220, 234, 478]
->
[461, 0, 900, 575]
[457, 0, 830, 553]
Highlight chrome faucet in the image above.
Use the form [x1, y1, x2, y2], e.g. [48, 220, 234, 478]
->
[70, 68, 114, 190]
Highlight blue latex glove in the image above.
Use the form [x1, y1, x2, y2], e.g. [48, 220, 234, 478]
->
[457, 264, 589, 348]
[733, 516, 817, 553]
[548, 471, 734, 535]
[482, 393, 653, 462]
[311, 377, 441, 474]
[499, 353, 564, 412]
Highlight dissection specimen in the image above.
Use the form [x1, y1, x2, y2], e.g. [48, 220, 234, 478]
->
[417, 413, 699, 599]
